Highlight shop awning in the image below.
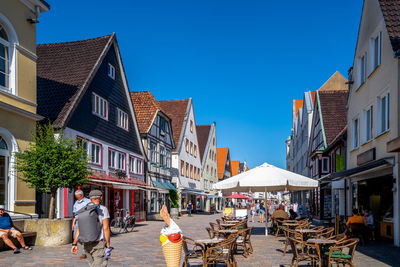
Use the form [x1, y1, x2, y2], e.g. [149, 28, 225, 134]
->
[181, 188, 206, 195]
[152, 180, 177, 191]
[113, 184, 139, 190]
[330, 158, 393, 181]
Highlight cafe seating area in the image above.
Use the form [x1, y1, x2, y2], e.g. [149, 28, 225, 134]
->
[271, 217, 359, 267]
[182, 215, 253, 267]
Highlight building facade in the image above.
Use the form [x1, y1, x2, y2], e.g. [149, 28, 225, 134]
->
[131, 91, 176, 218]
[0, 0, 49, 217]
[37, 34, 147, 221]
[159, 99, 203, 212]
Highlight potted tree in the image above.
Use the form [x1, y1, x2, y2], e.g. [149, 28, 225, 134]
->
[15, 124, 90, 246]
[168, 189, 180, 218]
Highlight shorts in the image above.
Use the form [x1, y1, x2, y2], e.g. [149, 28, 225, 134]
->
[259, 209, 265, 215]
[0, 228, 20, 238]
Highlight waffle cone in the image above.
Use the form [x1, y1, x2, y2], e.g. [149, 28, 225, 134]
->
[162, 239, 183, 267]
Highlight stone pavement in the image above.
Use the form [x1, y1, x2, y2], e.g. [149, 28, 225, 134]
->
[0, 213, 399, 266]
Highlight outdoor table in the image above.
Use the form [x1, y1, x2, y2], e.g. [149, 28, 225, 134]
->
[296, 229, 319, 241]
[307, 238, 337, 267]
[216, 229, 238, 238]
[282, 222, 300, 229]
[220, 223, 236, 228]
[195, 238, 225, 249]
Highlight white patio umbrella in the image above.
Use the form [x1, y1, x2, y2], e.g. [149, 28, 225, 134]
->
[213, 162, 318, 192]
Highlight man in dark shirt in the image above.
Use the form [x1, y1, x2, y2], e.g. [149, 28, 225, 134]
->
[0, 205, 31, 253]
[187, 201, 192, 217]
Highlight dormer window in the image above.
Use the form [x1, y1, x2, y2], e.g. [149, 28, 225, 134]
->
[108, 63, 115, 79]
[92, 93, 108, 120]
[159, 117, 166, 136]
[190, 120, 193, 132]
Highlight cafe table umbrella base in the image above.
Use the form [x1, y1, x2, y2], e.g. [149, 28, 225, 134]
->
[162, 240, 183, 267]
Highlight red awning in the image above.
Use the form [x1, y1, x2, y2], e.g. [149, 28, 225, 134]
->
[226, 193, 249, 199]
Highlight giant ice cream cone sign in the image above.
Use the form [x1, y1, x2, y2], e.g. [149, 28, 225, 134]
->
[160, 205, 183, 267]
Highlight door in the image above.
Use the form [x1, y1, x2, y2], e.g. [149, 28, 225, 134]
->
[0, 155, 7, 207]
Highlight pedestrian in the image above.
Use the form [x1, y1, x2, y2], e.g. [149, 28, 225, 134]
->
[72, 189, 91, 260]
[250, 203, 256, 223]
[259, 200, 265, 223]
[364, 210, 375, 240]
[255, 201, 260, 218]
[289, 208, 299, 220]
[71, 190, 111, 267]
[0, 205, 32, 253]
[187, 201, 192, 217]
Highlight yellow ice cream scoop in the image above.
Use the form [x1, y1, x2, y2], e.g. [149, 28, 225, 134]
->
[159, 234, 168, 245]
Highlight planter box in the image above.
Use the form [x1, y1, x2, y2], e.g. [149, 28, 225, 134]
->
[24, 218, 72, 246]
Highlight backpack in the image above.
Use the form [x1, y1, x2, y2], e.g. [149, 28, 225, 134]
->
[76, 203, 102, 243]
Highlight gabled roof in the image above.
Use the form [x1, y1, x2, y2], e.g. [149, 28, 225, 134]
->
[196, 125, 211, 161]
[131, 91, 162, 133]
[217, 147, 229, 179]
[37, 35, 113, 126]
[231, 160, 240, 176]
[379, 0, 400, 51]
[318, 90, 349, 145]
[310, 91, 317, 105]
[294, 100, 304, 118]
[158, 99, 190, 152]
[318, 71, 348, 92]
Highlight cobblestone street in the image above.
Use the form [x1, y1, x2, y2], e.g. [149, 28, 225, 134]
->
[0, 213, 399, 267]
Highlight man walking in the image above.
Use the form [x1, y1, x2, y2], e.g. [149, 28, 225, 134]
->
[72, 190, 91, 259]
[0, 205, 31, 253]
[71, 190, 111, 267]
[187, 201, 192, 217]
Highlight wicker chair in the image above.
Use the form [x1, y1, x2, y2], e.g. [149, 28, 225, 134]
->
[234, 228, 252, 258]
[232, 220, 247, 230]
[182, 236, 205, 267]
[316, 227, 334, 239]
[204, 236, 238, 267]
[206, 227, 216, 239]
[274, 218, 286, 237]
[288, 237, 321, 267]
[216, 219, 223, 229]
[327, 232, 346, 242]
[245, 227, 253, 254]
[326, 238, 359, 267]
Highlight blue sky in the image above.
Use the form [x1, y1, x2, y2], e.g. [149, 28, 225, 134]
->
[37, 0, 363, 169]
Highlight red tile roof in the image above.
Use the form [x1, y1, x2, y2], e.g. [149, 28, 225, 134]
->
[379, 0, 400, 51]
[318, 90, 349, 145]
[310, 91, 317, 105]
[231, 160, 240, 176]
[196, 125, 211, 161]
[294, 100, 304, 118]
[158, 99, 190, 152]
[131, 91, 162, 133]
[37, 35, 113, 126]
[217, 148, 229, 179]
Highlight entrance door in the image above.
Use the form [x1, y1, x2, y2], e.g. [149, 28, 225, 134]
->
[0, 156, 7, 207]
[109, 189, 123, 220]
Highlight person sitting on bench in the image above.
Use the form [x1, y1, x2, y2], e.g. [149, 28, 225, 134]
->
[0, 205, 32, 253]
[346, 209, 366, 226]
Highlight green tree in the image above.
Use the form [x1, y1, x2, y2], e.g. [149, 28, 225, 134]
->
[169, 189, 179, 208]
[15, 124, 90, 219]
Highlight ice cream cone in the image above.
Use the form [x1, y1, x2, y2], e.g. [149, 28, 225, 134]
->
[161, 239, 183, 267]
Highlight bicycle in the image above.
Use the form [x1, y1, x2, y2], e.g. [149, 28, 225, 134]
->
[110, 209, 136, 235]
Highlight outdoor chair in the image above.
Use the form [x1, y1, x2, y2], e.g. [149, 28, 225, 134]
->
[234, 228, 252, 258]
[275, 218, 286, 237]
[283, 227, 300, 255]
[347, 223, 367, 245]
[326, 238, 359, 267]
[288, 237, 321, 267]
[316, 227, 334, 239]
[182, 236, 205, 267]
[232, 220, 247, 230]
[327, 232, 347, 243]
[216, 219, 223, 229]
[245, 227, 253, 254]
[204, 235, 238, 267]
[206, 227, 216, 239]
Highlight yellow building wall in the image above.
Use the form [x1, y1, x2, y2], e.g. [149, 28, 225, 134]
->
[17, 51, 37, 108]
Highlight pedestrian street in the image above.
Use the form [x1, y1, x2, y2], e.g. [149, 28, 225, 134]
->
[0, 213, 398, 267]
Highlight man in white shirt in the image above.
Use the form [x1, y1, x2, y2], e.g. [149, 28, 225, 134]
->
[71, 190, 111, 267]
[72, 190, 91, 259]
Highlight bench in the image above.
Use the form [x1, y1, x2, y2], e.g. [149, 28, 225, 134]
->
[0, 232, 37, 251]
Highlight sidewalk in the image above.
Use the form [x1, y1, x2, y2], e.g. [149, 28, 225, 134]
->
[0, 213, 398, 266]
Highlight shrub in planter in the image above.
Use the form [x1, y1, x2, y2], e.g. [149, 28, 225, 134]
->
[169, 189, 180, 217]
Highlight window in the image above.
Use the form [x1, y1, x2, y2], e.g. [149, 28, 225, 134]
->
[197, 168, 200, 180]
[370, 32, 382, 73]
[129, 156, 143, 175]
[92, 93, 108, 119]
[352, 117, 360, 149]
[190, 141, 193, 155]
[358, 53, 367, 87]
[186, 162, 189, 177]
[108, 63, 115, 79]
[150, 142, 157, 163]
[159, 117, 167, 136]
[160, 146, 166, 166]
[136, 158, 143, 174]
[194, 145, 197, 157]
[166, 149, 171, 168]
[322, 157, 329, 173]
[185, 138, 189, 153]
[180, 160, 185, 176]
[206, 165, 209, 174]
[0, 26, 9, 90]
[377, 92, 390, 135]
[362, 106, 373, 143]
[194, 167, 197, 179]
[108, 148, 125, 171]
[190, 164, 193, 179]
[190, 120, 193, 132]
[117, 108, 129, 130]
[78, 138, 102, 166]
[213, 137, 216, 146]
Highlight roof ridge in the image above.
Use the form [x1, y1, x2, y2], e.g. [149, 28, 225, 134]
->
[38, 34, 113, 46]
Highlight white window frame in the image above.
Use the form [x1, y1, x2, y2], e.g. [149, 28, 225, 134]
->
[78, 138, 102, 166]
[180, 160, 185, 176]
[129, 156, 143, 175]
[369, 32, 382, 74]
[92, 93, 108, 120]
[357, 52, 367, 88]
[362, 105, 373, 143]
[351, 117, 360, 150]
[376, 91, 390, 135]
[108, 63, 115, 79]
[321, 157, 330, 174]
[108, 148, 126, 171]
[117, 108, 129, 131]
[0, 17, 18, 95]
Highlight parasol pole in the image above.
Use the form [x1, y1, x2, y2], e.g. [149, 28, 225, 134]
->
[265, 188, 268, 236]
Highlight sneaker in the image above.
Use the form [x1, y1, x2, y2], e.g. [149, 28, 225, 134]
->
[13, 248, 20, 254]
[80, 254, 87, 259]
